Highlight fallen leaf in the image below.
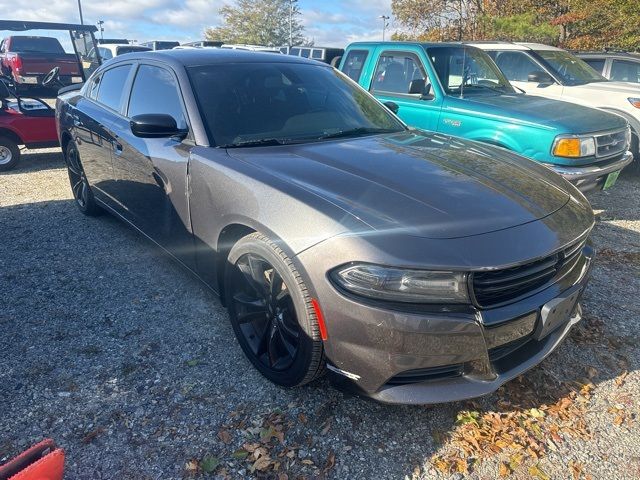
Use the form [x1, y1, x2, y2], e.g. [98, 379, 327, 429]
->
[201, 455, 220, 473]
[185, 459, 199, 473]
[529, 464, 550, 480]
[231, 449, 249, 460]
[498, 462, 511, 477]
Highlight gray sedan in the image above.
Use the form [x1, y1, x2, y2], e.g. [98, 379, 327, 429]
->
[56, 49, 595, 404]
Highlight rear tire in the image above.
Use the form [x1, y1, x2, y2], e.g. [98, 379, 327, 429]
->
[225, 233, 325, 387]
[0, 136, 20, 171]
[65, 140, 102, 216]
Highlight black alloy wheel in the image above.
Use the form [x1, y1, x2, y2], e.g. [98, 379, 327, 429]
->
[225, 233, 325, 387]
[65, 141, 101, 216]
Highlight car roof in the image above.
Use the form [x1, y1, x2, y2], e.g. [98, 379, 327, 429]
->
[575, 51, 640, 60]
[467, 41, 565, 51]
[115, 48, 325, 67]
[348, 41, 469, 49]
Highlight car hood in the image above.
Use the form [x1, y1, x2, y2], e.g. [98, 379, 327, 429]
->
[571, 80, 640, 95]
[445, 93, 627, 133]
[227, 131, 573, 240]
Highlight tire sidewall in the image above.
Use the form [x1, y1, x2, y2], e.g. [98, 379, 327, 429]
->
[65, 140, 100, 215]
[0, 137, 20, 171]
[225, 235, 319, 387]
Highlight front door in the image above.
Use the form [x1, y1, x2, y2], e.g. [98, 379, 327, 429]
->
[368, 50, 442, 131]
[108, 63, 195, 268]
[491, 50, 565, 99]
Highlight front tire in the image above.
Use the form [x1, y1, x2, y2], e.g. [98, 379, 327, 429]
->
[0, 136, 20, 171]
[225, 233, 325, 387]
[65, 140, 101, 216]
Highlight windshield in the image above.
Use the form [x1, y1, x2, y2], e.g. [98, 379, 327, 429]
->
[427, 46, 515, 96]
[11, 36, 65, 54]
[188, 63, 405, 147]
[536, 50, 607, 85]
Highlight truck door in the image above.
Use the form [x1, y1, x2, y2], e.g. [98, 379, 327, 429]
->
[366, 49, 442, 131]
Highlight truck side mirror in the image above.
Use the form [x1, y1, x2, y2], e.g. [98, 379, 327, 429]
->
[528, 71, 554, 84]
[408, 79, 433, 99]
[383, 101, 399, 115]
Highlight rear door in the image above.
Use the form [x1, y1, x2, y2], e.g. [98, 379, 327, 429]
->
[108, 61, 195, 267]
[367, 48, 442, 131]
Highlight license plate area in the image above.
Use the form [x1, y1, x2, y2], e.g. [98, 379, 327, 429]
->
[535, 289, 581, 340]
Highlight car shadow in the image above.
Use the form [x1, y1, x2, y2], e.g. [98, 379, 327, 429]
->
[0, 149, 64, 176]
[0, 194, 637, 479]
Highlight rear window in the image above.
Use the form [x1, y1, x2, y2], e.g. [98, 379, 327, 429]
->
[116, 46, 152, 55]
[10, 36, 64, 54]
[341, 50, 368, 82]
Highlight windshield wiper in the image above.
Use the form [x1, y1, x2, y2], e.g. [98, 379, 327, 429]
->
[222, 138, 289, 148]
[316, 127, 400, 140]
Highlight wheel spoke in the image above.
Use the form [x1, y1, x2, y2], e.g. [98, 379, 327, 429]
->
[71, 178, 83, 197]
[266, 324, 280, 367]
[270, 270, 283, 302]
[238, 255, 269, 296]
[255, 317, 273, 357]
[276, 327, 297, 358]
[233, 292, 267, 324]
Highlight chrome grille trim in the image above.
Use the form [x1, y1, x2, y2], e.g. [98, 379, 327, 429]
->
[595, 129, 628, 158]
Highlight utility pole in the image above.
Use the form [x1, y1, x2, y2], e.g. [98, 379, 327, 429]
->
[289, 0, 293, 48]
[379, 15, 390, 41]
[77, 0, 84, 24]
[97, 20, 104, 40]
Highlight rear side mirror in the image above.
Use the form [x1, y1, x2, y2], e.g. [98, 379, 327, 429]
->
[528, 71, 554, 84]
[383, 101, 399, 115]
[130, 114, 187, 138]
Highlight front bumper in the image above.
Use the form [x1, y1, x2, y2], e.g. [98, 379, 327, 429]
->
[548, 151, 634, 193]
[300, 242, 594, 405]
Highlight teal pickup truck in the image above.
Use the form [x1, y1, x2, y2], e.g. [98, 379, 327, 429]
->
[339, 42, 633, 192]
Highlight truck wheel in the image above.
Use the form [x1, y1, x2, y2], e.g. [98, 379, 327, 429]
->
[0, 136, 20, 171]
[65, 140, 102, 216]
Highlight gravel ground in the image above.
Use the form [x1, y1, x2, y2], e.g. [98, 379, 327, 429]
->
[1, 150, 638, 480]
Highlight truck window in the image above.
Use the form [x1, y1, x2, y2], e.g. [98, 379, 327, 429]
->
[96, 64, 132, 112]
[10, 36, 65, 54]
[610, 60, 640, 83]
[371, 51, 429, 95]
[312, 49, 323, 60]
[342, 50, 368, 81]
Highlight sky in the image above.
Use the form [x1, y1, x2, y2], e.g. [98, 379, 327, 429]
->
[0, 0, 394, 48]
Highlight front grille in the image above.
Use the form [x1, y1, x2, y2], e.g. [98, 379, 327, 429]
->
[595, 129, 628, 158]
[472, 240, 585, 308]
[386, 364, 464, 385]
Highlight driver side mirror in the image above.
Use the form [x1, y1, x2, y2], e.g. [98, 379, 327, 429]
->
[528, 70, 554, 84]
[383, 101, 399, 115]
[130, 114, 188, 139]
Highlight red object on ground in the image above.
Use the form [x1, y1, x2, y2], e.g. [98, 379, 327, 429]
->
[0, 439, 64, 480]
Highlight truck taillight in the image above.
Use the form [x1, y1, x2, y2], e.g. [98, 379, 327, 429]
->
[13, 55, 23, 72]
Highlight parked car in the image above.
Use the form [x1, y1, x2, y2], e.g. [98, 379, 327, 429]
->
[280, 46, 344, 65]
[575, 50, 640, 84]
[222, 44, 282, 54]
[140, 40, 180, 51]
[469, 42, 640, 170]
[0, 77, 58, 170]
[0, 36, 84, 89]
[182, 41, 223, 48]
[85, 43, 152, 63]
[57, 49, 596, 404]
[339, 42, 632, 192]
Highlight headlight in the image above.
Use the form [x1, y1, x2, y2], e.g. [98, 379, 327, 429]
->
[552, 135, 596, 158]
[628, 98, 640, 109]
[330, 263, 469, 304]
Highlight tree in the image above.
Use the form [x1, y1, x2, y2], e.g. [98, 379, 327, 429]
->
[204, 0, 306, 46]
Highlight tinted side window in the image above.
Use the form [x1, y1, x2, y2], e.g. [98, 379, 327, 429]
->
[493, 51, 541, 82]
[610, 59, 640, 83]
[342, 49, 368, 81]
[371, 51, 429, 95]
[96, 65, 132, 112]
[582, 58, 605, 74]
[128, 65, 187, 129]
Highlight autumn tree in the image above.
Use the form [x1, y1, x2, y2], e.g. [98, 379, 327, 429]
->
[204, 0, 305, 46]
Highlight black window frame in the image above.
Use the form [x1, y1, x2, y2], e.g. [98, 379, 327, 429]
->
[370, 50, 432, 99]
[609, 58, 640, 83]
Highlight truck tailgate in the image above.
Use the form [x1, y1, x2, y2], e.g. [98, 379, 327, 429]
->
[18, 53, 80, 76]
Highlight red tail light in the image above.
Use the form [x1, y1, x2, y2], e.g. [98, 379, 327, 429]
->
[12, 54, 23, 73]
